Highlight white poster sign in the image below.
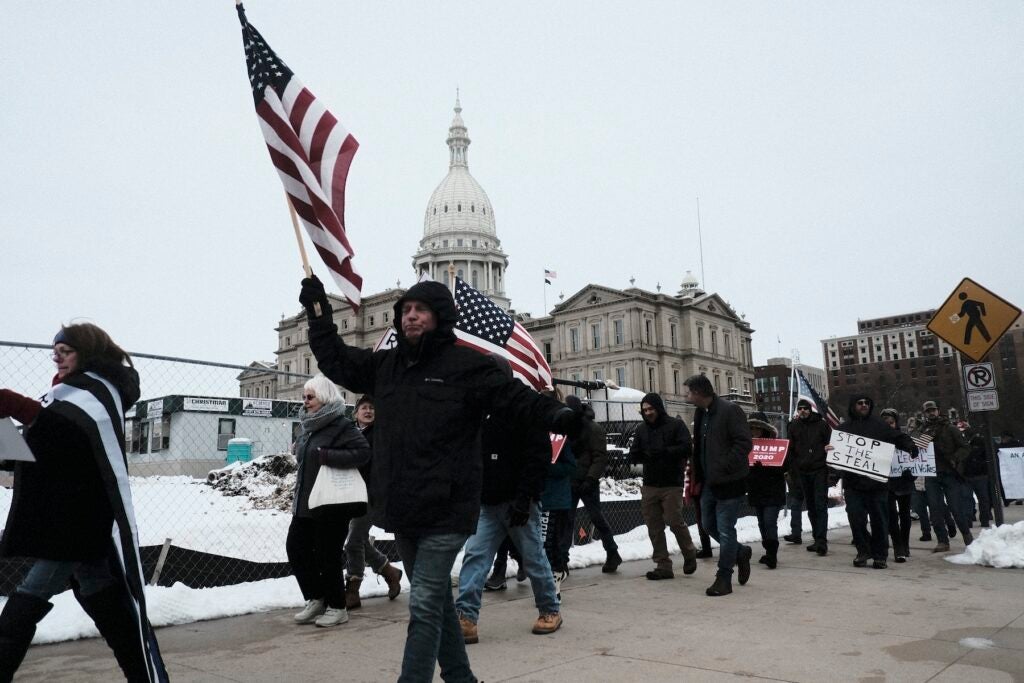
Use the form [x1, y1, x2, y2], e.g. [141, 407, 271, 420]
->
[889, 443, 936, 478]
[0, 418, 35, 462]
[242, 398, 273, 417]
[183, 397, 229, 413]
[998, 447, 1024, 499]
[827, 430, 896, 483]
[146, 399, 163, 419]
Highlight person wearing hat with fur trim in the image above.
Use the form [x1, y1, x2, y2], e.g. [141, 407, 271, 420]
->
[746, 413, 785, 569]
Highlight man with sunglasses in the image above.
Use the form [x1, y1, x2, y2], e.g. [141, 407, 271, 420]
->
[832, 395, 918, 569]
[786, 399, 832, 555]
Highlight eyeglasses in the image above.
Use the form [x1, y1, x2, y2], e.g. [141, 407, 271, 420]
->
[302, 394, 317, 401]
[855, 400, 871, 406]
[796, 407, 811, 412]
[52, 347, 77, 360]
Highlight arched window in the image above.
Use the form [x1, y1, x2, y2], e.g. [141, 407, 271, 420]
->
[471, 204, 475, 212]
[457, 203, 462, 212]
[444, 204, 448, 213]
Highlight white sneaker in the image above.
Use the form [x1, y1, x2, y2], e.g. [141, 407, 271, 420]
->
[315, 607, 349, 627]
[294, 599, 326, 624]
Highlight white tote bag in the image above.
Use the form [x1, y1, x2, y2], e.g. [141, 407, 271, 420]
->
[307, 465, 368, 509]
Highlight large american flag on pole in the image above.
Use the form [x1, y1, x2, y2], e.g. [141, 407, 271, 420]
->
[794, 368, 841, 428]
[237, 4, 363, 311]
[453, 277, 553, 391]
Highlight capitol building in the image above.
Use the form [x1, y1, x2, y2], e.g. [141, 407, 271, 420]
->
[240, 99, 755, 415]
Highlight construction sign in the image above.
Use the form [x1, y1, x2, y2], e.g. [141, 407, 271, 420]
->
[927, 278, 1021, 362]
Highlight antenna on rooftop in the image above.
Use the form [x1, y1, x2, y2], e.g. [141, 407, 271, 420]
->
[696, 197, 706, 291]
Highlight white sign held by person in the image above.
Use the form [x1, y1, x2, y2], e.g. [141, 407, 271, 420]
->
[889, 443, 936, 478]
[827, 430, 895, 482]
[998, 447, 1024, 499]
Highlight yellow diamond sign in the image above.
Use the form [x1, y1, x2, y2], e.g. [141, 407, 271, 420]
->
[928, 278, 1021, 362]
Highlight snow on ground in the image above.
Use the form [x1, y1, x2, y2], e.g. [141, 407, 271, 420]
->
[946, 520, 1024, 569]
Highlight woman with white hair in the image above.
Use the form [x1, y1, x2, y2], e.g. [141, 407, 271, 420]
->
[288, 374, 370, 628]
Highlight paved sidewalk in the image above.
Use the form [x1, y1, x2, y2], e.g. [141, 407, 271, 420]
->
[18, 508, 1024, 682]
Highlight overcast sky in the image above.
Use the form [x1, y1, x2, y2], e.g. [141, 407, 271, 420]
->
[3, 2, 1022, 374]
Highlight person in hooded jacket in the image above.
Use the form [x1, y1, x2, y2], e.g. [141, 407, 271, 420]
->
[563, 395, 621, 573]
[830, 395, 917, 569]
[629, 392, 698, 581]
[746, 413, 785, 569]
[686, 374, 753, 597]
[786, 399, 833, 555]
[299, 275, 578, 683]
[0, 323, 165, 682]
[880, 408, 915, 563]
[963, 434, 993, 529]
[912, 400, 972, 552]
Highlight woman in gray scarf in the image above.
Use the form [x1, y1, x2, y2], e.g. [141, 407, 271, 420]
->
[288, 374, 370, 628]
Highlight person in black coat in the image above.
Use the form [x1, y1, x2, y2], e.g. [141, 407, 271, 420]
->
[687, 374, 753, 597]
[830, 395, 917, 569]
[881, 408, 915, 563]
[746, 413, 785, 569]
[299, 275, 578, 682]
[0, 323, 166, 682]
[288, 374, 371, 628]
[962, 434, 993, 528]
[786, 399, 833, 554]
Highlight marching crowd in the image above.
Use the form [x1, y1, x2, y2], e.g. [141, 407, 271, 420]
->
[0, 278, 1012, 683]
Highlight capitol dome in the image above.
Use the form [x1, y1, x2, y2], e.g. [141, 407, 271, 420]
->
[422, 96, 496, 236]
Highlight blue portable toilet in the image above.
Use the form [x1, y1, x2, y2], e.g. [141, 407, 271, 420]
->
[226, 437, 253, 463]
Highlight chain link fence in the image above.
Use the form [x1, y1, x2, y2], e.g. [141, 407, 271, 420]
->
[1, 341, 760, 595]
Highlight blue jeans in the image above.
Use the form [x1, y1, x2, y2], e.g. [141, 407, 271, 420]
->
[700, 488, 746, 578]
[845, 488, 889, 561]
[395, 532, 475, 683]
[456, 501, 558, 624]
[925, 472, 970, 543]
[18, 557, 115, 600]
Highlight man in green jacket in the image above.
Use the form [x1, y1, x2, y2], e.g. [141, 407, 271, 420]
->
[914, 400, 972, 552]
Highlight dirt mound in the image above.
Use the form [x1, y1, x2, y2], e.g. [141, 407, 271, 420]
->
[207, 453, 297, 512]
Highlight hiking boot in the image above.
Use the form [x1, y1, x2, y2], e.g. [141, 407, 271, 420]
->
[484, 569, 507, 592]
[602, 549, 622, 574]
[645, 567, 674, 580]
[459, 615, 478, 644]
[816, 544, 828, 557]
[344, 576, 363, 610]
[894, 554, 907, 563]
[932, 543, 950, 553]
[764, 540, 779, 569]
[783, 534, 802, 545]
[314, 607, 349, 628]
[380, 562, 404, 600]
[682, 551, 697, 575]
[696, 546, 713, 559]
[806, 542, 820, 552]
[872, 559, 887, 569]
[294, 598, 326, 624]
[705, 574, 732, 597]
[737, 546, 752, 586]
[853, 553, 869, 568]
[919, 531, 932, 542]
[516, 563, 527, 582]
[532, 612, 563, 635]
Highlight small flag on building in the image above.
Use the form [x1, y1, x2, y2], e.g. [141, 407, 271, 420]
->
[237, 4, 363, 311]
[544, 269, 557, 285]
[453, 277, 553, 391]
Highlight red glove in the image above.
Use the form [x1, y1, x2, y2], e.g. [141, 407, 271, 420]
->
[0, 389, 42, 425]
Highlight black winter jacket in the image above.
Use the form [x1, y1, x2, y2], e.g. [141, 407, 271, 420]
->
[568, 403, 609, 485]
[307, 280, 570, 536]
[786, 412, 832, 474]
[629, 393, 691, 487]
[747, 463, 786, 507]
[480, 414, 550, 505]
[833, 395, 917, 492]
[292, 412, 371, 519]
[692, 396, 752, 499]
[2, 362, 139, 561]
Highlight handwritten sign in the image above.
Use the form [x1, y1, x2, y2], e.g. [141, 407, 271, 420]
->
[827, 430, 895, 483]
[889, 443, 935, 478]
[998, 447, 1024, 499]
[749, 438, 789, 467]
[550, 433, 567, 464]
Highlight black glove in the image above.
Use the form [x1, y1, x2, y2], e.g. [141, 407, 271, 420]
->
[299, 275, 331, 321]
[550, 407, 583, 439]
[579, 477, 599, 495]
[507, 496, 532, 527]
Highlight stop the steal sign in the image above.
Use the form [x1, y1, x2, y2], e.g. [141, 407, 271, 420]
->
[827, 430, 895, 482]
[748, 438, 789, 467]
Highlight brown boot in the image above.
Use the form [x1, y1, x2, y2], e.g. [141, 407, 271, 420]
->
[459, 614, 479, 644]
[380, 562, 404, 600]
[345, 576, 362, 610]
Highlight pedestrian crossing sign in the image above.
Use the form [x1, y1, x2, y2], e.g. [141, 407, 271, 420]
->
[927, 277, 1021, 362]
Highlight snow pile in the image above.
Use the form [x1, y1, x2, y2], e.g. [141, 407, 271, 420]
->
[946, 521, 1024, 569]
[600, 477, 641, 498]
[207, 453, 297, 512]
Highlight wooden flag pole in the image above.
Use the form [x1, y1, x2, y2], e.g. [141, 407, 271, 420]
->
[286, 194, 321, 316]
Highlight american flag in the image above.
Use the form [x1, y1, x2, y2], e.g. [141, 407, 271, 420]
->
[453, 277, 553, 391]
[238, 4, 363, 311]
[794, 368, 840, 428]
[544, 269, 557, 284]
[911, 432, 934, 451]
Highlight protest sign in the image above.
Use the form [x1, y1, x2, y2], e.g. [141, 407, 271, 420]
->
[998, 447, 1024, 499]
[889, 443, 935, 478]
[0, 418, 35, 462]
[749, 438, 789, 467]
[550, 433, 567, 464]
[826, 430, 895, 482]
